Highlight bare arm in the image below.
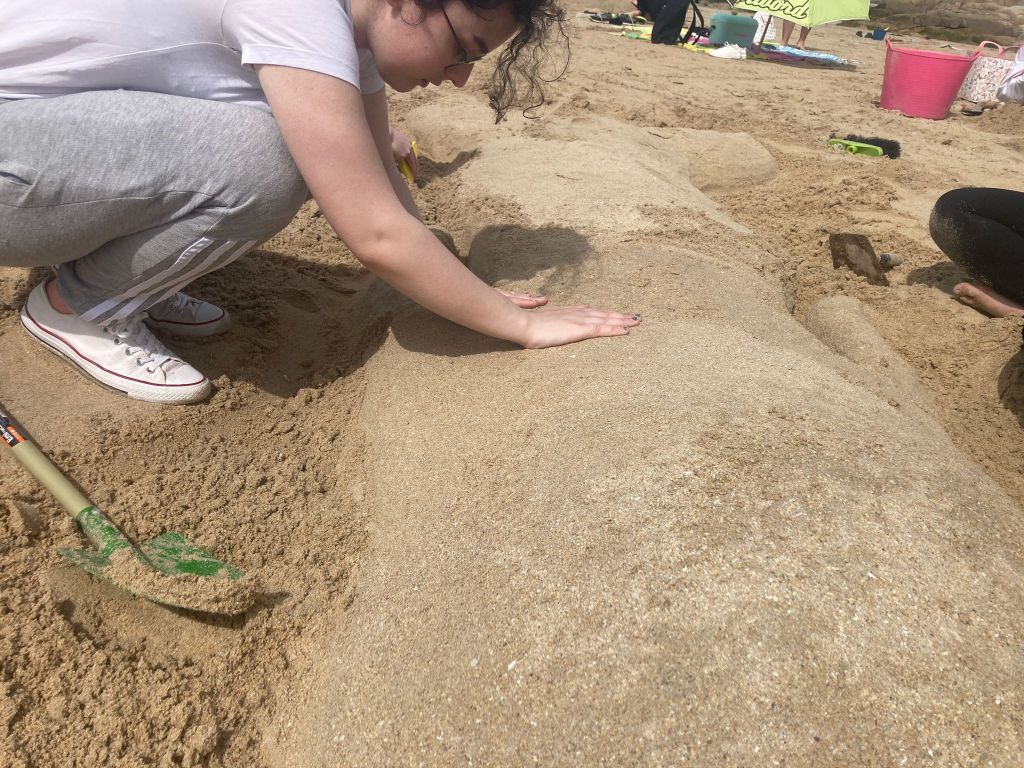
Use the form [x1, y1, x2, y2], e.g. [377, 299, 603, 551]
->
[257, 65, 639, 347]
[362, 88, 421, 219]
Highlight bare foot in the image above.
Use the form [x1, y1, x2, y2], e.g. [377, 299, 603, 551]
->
[953, 282, 1024, 318]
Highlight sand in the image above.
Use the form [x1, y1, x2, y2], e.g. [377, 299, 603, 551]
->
[100, 547, 258, 616]
[2, 6, 1023, 766]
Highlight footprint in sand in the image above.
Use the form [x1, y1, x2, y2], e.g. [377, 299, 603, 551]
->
[279, 288, 321, 313]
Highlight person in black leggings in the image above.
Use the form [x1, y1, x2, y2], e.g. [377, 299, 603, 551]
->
[929, 187, 1024, 318]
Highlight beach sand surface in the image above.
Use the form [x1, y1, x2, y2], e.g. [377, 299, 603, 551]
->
[2, 9, 1023, 767]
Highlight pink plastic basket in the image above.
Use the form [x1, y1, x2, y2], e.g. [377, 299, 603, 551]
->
[880, 39, 980, 119]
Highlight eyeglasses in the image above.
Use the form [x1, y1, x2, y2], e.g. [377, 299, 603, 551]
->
[440, 2, 485, 71]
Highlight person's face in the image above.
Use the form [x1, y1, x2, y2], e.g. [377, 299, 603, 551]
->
[369, 0, 519, 92]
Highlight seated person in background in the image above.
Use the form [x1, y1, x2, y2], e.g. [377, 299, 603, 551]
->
[637, 0, 703, 44]
[930, 188, 1024, 318]
[929, 49, 1024, 318]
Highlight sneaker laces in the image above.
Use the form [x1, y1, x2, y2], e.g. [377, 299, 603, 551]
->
[153, 292, 201, 321]
[106, 314, 178, 373]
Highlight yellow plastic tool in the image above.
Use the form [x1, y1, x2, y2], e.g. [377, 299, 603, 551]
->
[398, 140, 419, 182]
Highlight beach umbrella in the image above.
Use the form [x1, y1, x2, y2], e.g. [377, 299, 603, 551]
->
[731, 0, 869, 28]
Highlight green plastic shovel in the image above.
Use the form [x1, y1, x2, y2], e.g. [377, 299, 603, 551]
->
[827, 138, 884, 157]
[1, 404, 255, 614]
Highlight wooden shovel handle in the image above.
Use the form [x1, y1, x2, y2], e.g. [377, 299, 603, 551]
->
[1, 407, 93, 518]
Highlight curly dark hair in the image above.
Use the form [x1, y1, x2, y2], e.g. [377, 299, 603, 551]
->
[413, 0, 570, 122]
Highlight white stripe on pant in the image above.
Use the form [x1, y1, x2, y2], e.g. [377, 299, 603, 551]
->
[80, 239, 258, 324]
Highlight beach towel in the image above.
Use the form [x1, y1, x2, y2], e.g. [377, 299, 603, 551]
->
[615, 28, 711, 45]
[613, 28, 853, 67]
[751, 43, 854, 67]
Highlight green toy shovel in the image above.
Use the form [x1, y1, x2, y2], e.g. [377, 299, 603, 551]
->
[1, 405, 255, 614]
[827, 138, 884, 157]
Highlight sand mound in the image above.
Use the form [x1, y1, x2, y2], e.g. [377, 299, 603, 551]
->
[803, 295, 932, 417]
[270, 104, 1022, 764]
[280, 239, 1024, 765]
[407, 100, 775, 233]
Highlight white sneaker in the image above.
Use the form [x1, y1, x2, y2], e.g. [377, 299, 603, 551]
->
[146, 292, 231, 337]
[709, 43, 747, 59]
[20, 281, 211, 405]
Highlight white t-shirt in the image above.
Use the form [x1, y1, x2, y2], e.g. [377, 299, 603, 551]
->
[0, 0, 385, 111]
[997, 45, 1024, 104]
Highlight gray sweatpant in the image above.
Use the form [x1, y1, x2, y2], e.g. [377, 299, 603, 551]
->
[0, 90, 308, 324]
